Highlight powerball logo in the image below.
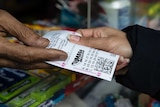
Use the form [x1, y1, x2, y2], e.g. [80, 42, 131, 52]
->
[72, 49, 84, 66]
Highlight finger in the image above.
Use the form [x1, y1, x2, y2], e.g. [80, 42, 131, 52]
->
[0, 31, 7, 37]
[0, 10, 49, 47]
[116, 57, 130, 70]
[115, 58, 129, 75]
[0, 27, 7, 36]
[77, 27, 126, 38]
[0, 58, 54, 70]
[115, 66, 128, 75]
[76, 28, 95, 37]
[69, 34, 132, 58]
[68, 35, 110, 51]
[116, 62, 128, 71]
[0, 41, 67, 63]
[117, 56, 128, 65]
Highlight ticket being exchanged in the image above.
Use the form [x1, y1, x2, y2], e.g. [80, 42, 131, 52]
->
[43, 30, 119, 81]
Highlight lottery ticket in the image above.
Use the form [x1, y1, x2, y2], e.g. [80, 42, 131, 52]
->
[43, 30, 119, 81]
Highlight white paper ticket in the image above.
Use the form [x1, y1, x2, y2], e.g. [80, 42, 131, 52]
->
[43, 30, 119, 81]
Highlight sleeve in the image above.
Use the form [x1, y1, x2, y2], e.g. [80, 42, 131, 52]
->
[115, 25, 160, 101]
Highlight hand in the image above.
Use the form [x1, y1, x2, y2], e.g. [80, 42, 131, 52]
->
[0, 9, 67, 70]
[68, 27, 132, 75]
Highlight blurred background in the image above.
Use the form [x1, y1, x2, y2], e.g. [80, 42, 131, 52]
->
[0, 0, 159, 30]
[0, 0, 160, 107]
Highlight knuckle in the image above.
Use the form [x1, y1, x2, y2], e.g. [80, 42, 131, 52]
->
[20, 50, 32, 63]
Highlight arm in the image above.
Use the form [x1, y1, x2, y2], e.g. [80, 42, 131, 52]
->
[116, 25, 160, 101]
[68, 24, 160, 100]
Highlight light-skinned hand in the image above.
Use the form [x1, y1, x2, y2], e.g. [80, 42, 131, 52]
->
[68, 27, 132, 75]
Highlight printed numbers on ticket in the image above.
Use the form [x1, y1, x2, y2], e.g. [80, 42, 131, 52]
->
[43, 30, 119, 81]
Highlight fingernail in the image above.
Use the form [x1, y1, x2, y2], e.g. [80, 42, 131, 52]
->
[118, 56, 124, 64]
[68, 35, 80, 41]
[37, 37, 49, 47]
[119, 56, 124, 61]
[124, 58, 130, 63]
[58, 55, 67, 61]
[121, 58, 130, 66]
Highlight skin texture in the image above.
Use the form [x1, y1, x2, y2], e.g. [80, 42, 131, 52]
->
[68, 27, 132, 75]
[0, 9, 67, 70]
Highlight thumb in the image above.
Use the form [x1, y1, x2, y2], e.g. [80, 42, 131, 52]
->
[68, 35, 110, 51]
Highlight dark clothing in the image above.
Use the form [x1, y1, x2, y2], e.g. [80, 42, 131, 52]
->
[116, 25, 160, 101]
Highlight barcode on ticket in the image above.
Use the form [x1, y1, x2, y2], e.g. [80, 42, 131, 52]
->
[94, 57, 115, 74]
